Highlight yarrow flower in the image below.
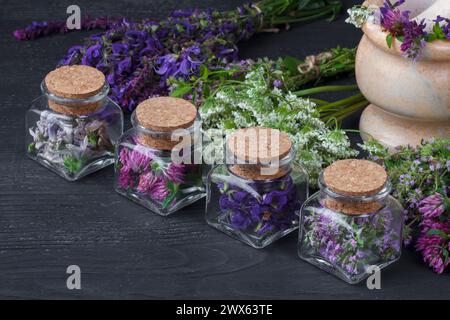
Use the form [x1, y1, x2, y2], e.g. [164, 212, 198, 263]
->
[345, 5, 378, 28]
[200, 64, 359, 184]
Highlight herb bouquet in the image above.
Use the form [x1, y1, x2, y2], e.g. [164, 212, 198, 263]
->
[14, 0, 344, 112]
[362, 138, 450, 274]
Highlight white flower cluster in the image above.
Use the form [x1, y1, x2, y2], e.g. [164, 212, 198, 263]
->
[345, 5, 378, 28]
[200, 66, 358, 184]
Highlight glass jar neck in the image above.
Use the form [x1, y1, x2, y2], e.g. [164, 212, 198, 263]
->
[131, 110, 199, 152]
[318, 172, 392, 215]
[225, 146, 296, 181]
[41, 80, 109, 116]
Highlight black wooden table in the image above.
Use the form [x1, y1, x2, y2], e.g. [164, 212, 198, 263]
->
[0, 0, 448, 300]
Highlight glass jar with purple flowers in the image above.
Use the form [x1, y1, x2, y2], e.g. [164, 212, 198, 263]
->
[298, 159, 404, 284]
[26, 65, 124, 181]
[205, 127, 308, 249]
[114, 97, 205, 216]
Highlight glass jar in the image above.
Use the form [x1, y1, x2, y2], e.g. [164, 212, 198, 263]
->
[205, 127, 308, 249]
[298, 159, 403, 284]
[114, 97, 206, 216]
[26, 65, 124, 181]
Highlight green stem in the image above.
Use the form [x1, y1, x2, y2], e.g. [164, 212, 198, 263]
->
[269, 3, 341, 25]
[309, 98, 329, 105]
[294, 84, 358, 96]
[318, 93, 365, 111]
[322, 100, 368, 123]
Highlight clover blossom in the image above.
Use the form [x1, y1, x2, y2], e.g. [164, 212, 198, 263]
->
[418, 193, 446, 219]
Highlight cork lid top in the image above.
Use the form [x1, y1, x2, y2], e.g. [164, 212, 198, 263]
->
[135, 97, 197, 132]
[227, 127, 292, 163]
[45, 65, 105, 99]
[323, 159, 388, 197]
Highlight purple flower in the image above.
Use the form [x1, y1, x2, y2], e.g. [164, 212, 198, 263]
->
[82, 44, 103, 65]
[380, 1, 410, 37]
[262, 189, 289, 212]
[118, 147, 152, 188]
[165, 163, 186, 184]
[418, 193, 445, 219]
[416, 231, 450, 274]
[400, 20, 426, 60]
[117, 57, 132, 75]
[230, 208, 253, 229]
[217, 175, 300, 234]
[273, 79, 283, 88]
[379, 1, 427, 59]
[434, 16, 450, 39]
[137, 172, 170, 201]
[59, 45, 83, 65]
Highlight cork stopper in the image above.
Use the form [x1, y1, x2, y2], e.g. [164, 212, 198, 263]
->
[44, 65, 106, 116]
[228, 127, 292, 163]
[135, 97, 197, 150]
[323, 159, 387, 197]
[322, 159, 388, 215]
[227, 127, 292, 180]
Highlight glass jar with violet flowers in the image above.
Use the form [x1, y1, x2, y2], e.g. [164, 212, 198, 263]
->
[205, 127, 308, 249]
[114, 97, 206, 216]
[298, 159, 404, 284]
[26, 65, 124, 181]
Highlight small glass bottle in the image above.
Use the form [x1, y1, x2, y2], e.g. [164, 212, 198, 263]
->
[298, 159, 403, 284]
[114, 97, 206, 216]
[26, 65, 124, 181]
[206, 127, 308, 249]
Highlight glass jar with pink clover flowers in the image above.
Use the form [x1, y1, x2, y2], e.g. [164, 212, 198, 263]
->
[114, 97, 205, 215]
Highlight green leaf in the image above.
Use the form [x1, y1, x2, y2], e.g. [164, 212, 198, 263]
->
[386, 34, 393, 48]
[426, 229, 449, 239]
[426, 33, 438, 42]
[162, 192, 177, 209]
[87, 133, 98, 148]
[443, 248, 449, 264]
[170, 85, 192, 98]
[151, 161, 162, 173]
[283, 56, 302, 74]
[166, 180, 179, 194]
[200, 64, 209, 79]
[27, 143, 35, 154]
[63, 156, 83, 174]
[432, 22, 446, 40]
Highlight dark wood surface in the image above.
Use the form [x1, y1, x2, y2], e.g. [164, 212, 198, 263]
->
[0, 0, 448, 300]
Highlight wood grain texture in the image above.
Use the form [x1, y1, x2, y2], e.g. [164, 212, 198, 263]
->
[0, 0, 448, 300]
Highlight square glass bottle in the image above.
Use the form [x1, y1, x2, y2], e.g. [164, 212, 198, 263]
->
[205, 127, 309, 249]
[114, 97, 206, 216]
[26, 65, 124, 181]
[298, 159, 403, 284]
